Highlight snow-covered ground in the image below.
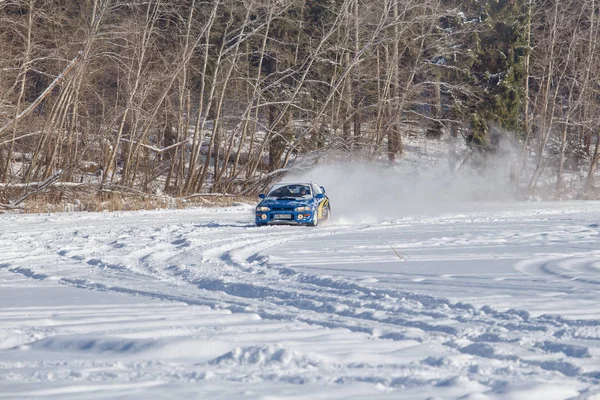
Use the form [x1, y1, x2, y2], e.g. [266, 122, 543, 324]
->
[2, 198, 600, 399]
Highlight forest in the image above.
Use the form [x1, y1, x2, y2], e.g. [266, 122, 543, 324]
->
[0, 0, 599, 209]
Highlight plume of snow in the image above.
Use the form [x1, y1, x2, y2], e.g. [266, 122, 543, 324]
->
[285, 136, 519, 223]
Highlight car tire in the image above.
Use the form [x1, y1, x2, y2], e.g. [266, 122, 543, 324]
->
[310, 211, 318, 227]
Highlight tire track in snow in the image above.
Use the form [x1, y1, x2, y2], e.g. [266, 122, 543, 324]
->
[3, 212, 600, 384]
[3, 222, 462, 341]
[5, 221, 597, 334]
[182, 222, 600, 381]
[126, 224, 598, 383]
[537, 254, 600, 286]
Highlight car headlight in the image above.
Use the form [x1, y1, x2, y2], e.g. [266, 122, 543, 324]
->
[256, 206, 270, 212]
[295, 206, 311, 212]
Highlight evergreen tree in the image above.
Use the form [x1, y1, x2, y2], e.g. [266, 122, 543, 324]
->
[455, 0, 529, 149]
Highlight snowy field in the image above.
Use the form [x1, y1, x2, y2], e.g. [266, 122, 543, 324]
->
[2, 196, 600, 399]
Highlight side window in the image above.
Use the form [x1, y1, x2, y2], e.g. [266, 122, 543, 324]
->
[312, 184, 322, 195]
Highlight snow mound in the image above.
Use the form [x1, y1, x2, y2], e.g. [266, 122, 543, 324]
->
[536, 341, 591, 358]
[21, 335, 158, 354]
[209, 345, 323, 368]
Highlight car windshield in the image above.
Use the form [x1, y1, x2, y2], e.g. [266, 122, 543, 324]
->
[268, 184, 311, 198]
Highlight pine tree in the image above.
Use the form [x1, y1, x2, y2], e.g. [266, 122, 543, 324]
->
[457, 0, 529, 149]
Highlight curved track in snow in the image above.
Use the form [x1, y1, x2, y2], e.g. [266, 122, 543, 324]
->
[1, 204, 600, 399]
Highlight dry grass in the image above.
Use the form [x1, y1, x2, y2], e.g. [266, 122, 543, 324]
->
[8, 188, 252, 214]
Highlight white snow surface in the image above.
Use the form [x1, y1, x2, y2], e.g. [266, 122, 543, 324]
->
[2, 198, 600, 399]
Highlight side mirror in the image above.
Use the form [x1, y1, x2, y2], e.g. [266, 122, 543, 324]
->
[258, 193, 266, 199]
[320, 186, 326, 194]
[315, 193, 325, 200]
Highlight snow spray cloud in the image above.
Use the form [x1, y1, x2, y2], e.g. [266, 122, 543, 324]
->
[285, 137, 519, 224]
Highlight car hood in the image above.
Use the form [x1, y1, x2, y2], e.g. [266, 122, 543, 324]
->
[258, 197, 312, 207]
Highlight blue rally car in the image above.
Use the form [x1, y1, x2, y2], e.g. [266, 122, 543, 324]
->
[255, 182, 331, 226]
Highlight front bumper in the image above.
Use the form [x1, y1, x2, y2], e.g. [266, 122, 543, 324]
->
[256, 210, 316, 225]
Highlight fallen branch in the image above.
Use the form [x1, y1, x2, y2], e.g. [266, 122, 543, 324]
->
[1, 169, 63, 209]
[184, 193, 235, 200]
[387, 241, 406, 261]
[0, 130, 44, 146]
[0, 202, 23, 210]
[0, 181, 86, 189]
[98, 184, 149, 198]
[120, 138, 189, 153]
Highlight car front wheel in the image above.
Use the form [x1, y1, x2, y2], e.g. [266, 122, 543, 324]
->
[309, 211, 318, 227]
